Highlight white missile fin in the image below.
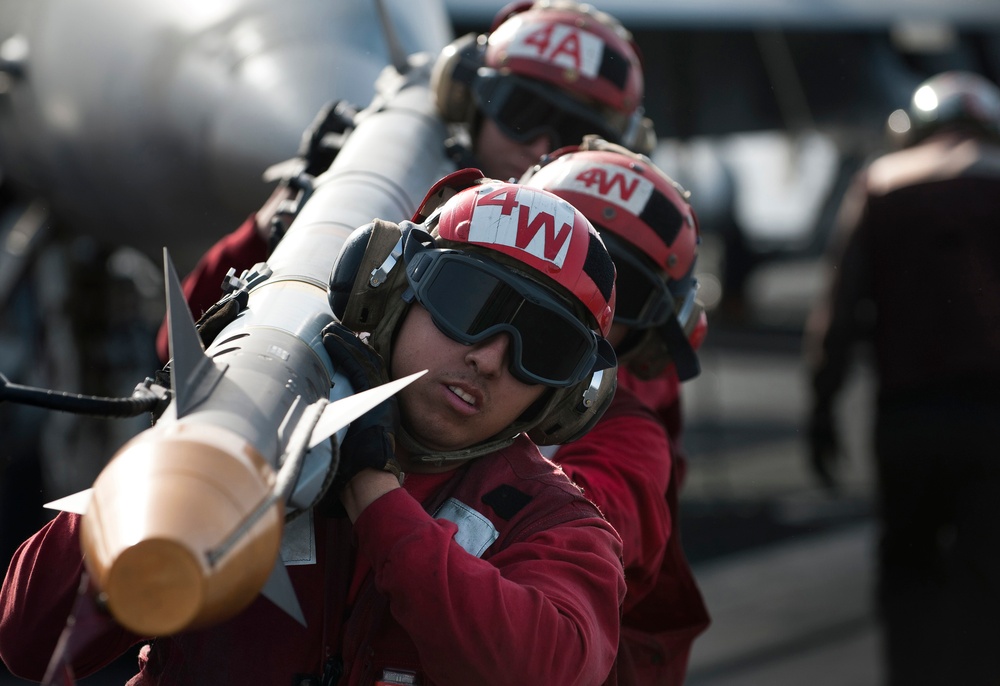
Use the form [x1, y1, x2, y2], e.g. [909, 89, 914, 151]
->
[308, 369, 427, 449]
[163, 248, 226, 417]
[260, 556, 306, 626]
[44, 488, 93, 515]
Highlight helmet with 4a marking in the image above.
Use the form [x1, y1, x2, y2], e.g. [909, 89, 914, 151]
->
[485, 1, 644, 125]
[432, 0, 651, 152]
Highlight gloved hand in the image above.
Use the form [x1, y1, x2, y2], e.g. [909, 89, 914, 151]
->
[321, 322, 401, 488]
[194, 294, 244, 348]
[297, 100, 356, 177]
[256, 101, 357, 251]
[807, 405, 840, 491]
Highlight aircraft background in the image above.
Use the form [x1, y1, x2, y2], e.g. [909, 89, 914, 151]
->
[0, 0, 453, 273]
[3, 0, 999, 290]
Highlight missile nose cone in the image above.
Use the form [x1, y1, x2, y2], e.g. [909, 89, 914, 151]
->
[103, 538, 204, 637]
[81, 423, 283, 636]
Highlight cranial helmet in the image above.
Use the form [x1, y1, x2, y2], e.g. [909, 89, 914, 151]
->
[432, 0, 652, 152]
[521, 136, 706, 381]
[328, 170, 619, 464]
[889, 71, 1000, 146]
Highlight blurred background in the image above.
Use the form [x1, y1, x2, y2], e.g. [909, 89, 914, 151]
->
[2, 0, 999, 682]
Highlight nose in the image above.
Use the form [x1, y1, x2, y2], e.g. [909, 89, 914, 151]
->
[465, 333, 513, 378]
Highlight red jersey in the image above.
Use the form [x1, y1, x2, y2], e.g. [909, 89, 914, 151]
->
[555, 379, 709, 686]
[0, 436, 625, 686]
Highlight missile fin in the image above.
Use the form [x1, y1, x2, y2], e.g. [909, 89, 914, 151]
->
[163, 248, 226, 417]
[260, 556, 306, 626]
[308, 369, 427, 449]
[44, 488, 93, 515]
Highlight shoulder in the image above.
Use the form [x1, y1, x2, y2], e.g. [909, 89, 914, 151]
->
[488, 435, 588, 496]
[866, 135, 1000, 196]
[460, 436, 613, 542]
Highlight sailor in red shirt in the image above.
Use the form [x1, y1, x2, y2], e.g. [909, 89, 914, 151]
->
[0, 176, 626, 685]
[521, 138, 711, 685]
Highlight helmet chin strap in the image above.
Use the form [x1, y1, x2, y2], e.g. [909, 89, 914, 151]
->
[395, 423, 517, 468]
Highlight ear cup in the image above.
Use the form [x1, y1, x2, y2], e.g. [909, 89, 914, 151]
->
[527, 366, 618, 445]
[431, 32, 485, 124]
[329, 222, 375, 320]
[328, 219, 403, 330]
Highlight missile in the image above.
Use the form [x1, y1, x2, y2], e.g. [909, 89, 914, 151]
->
[48, 56, 455, 637]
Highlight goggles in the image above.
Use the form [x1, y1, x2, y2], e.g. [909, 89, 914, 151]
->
[602, 233, 674, 329]
[471, 73, 620, 149]
[401, 238, 612, 387]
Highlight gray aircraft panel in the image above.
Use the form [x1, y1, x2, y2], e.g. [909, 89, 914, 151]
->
[0, 0, 453, 272]
[447, 0, 1000, 29]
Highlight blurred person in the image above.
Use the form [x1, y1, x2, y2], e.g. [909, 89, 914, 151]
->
[156, 0, 651, 363]
[803, 71, 1000, 685]
[0, 176, 628, 685]
[521, 137, 710, 685]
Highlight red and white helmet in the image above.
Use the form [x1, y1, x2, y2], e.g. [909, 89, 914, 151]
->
[430, 179, 616, 337]
[521, 139, 698, 313]
[485, 1, 644, 134]
[521, 138, 706, 380]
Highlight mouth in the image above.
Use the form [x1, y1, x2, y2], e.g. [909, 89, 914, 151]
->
[448, 385, 477, 407]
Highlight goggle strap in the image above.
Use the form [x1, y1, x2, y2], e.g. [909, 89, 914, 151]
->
[659, 315, 700, 382]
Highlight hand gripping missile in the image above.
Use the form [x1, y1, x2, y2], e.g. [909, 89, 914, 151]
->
[47, 58, 454, 637]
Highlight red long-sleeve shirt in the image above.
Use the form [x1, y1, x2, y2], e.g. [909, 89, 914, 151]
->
[0, 436, 624, 686]
[555, 379, 709, 686]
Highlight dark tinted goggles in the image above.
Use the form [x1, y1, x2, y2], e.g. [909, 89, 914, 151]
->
[602, 233, 674, 329]
[472, 73, 620, 149]
[403, 247, 608, 387]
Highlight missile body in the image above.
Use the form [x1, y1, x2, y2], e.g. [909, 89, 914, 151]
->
[75, 61, 454, 636]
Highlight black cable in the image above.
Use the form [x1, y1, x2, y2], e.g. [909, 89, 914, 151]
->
[0, 373, 165, 418]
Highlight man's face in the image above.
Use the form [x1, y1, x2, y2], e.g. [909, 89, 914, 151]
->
[390, 303, 547, 453]
[474, 117, 555, 182]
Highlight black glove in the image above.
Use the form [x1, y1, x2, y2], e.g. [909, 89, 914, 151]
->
[194, 294, 244, 348]
[297, 101, 356, 177]
[807, 405, 840, 491]
[321, 322, 401, 487]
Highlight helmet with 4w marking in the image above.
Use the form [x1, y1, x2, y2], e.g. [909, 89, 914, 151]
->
[521, 137, 706, 380]
[329, 169, 619, 460]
